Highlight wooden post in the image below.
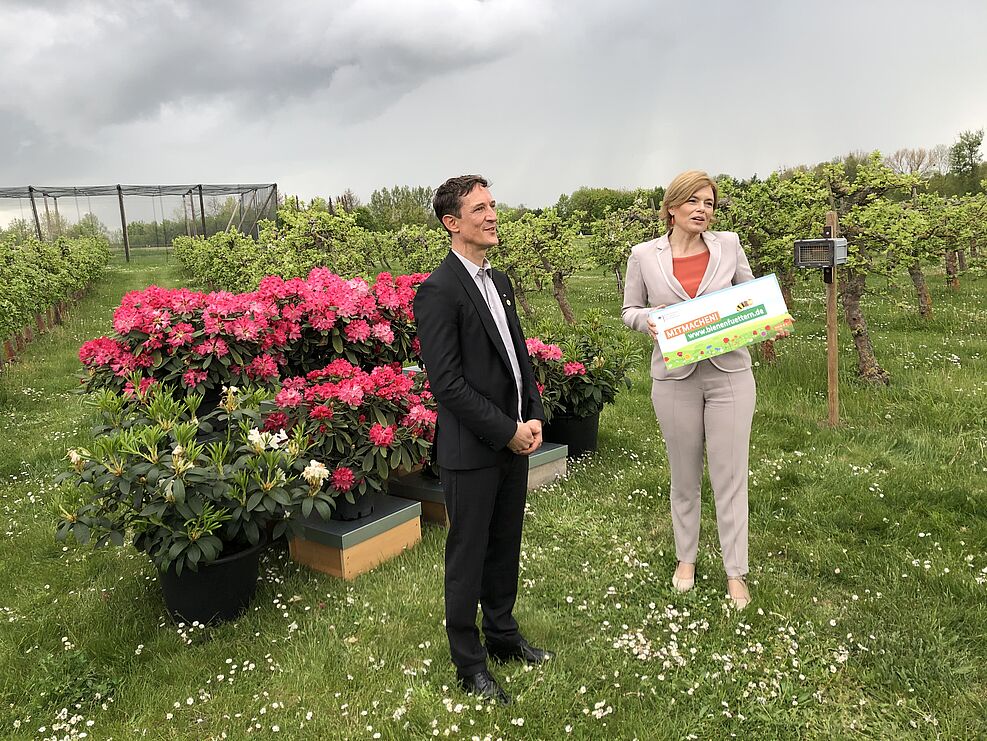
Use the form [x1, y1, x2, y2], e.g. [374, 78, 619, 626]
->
[28, 187, 43, 240]
[197, 185, 207, 236]
[53, 197, 61, 237]
[117, 185, 131, 263]
[824, 211, 840, 427]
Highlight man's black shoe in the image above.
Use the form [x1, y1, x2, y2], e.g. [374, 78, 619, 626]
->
[486, 638, 555, 665]
[456, 669, 511, 704]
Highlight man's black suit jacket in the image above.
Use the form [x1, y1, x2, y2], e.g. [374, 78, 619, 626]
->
[413, 251, 545, 471]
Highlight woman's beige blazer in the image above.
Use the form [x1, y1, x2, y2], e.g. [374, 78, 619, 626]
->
[622, 230, 756, 381]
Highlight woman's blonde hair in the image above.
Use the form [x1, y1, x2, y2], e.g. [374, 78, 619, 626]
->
[659, 170, 718, 231]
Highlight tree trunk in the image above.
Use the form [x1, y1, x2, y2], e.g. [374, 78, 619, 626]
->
[970, 237, 978, 258]
[907, 260, 933, 319]
[613, 266, 624, 293]
[841, 268, 890, 385]
[551, 271, 576, 324]
[957, 249, 968, 271]
[506, 269, 535, 317]
[945, 250, 959, 289]
[778, 269, 795, 309]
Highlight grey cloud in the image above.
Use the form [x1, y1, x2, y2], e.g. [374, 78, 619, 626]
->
[2, 0, 986, 208]
[0, 0, 550, 135]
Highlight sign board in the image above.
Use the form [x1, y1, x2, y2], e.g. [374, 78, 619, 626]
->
[650, 274, 794, 370]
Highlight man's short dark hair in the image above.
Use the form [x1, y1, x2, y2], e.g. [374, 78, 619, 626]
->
[433, 175, 489, 235]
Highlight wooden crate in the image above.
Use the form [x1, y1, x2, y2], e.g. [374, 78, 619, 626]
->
[289, 494, 422, 580]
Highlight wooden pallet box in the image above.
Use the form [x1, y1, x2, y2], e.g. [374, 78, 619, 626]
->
[289, 494, 422, 580]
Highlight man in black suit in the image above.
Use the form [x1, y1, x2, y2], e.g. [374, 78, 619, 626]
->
[413, 175, 554, 704]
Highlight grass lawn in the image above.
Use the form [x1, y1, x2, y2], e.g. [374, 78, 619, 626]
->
[1, 252, 985, 739]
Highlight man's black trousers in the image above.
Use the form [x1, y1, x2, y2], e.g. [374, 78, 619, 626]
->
[441, 450, 528, 674]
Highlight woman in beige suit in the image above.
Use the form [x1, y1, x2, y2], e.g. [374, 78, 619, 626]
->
[622, 170, 761, 609]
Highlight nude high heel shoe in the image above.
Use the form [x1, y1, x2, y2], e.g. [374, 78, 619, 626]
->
[726, 577, 751, 610]
[672, 562, 695, 592]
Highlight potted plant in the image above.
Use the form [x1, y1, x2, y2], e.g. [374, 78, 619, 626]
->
[526, 322, 640, 457]
[270, 358, 437, 520]
[55, 382, 338, 624]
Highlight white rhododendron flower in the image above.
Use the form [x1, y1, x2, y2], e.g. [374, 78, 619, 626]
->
[302, 460, 330, 487]
[248, 428, 289, 452]
[247, 428, 265, 450]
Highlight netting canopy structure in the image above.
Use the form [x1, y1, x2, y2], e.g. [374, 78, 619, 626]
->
[0, 183, 278, 261]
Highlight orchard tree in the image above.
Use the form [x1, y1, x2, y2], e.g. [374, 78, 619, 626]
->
[261, 201, 368, 275]
[392, 224, 448, 274]
[716, 170, 827, 306]
[905, 193, 950, 318]
[952, 192, 987, 273]
[963, 187, 987, 258]
[820, 152, 920, 385]
[495, 209, 582, 323]
[587, 198, 662, 291]
[493, 217, 544, 318]
[714, 171, 827, 364]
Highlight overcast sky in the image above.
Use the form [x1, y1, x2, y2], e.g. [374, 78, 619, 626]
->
[2, 0, 986, 224]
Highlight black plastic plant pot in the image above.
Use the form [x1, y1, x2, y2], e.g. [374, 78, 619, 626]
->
[158, 538, 267, 626]
[331, 490, 376, 521]
[543, 411, 601, 459]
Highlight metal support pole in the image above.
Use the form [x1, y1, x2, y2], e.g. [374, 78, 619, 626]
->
[198, 184, 207, 236]
[159, 189, 170, 262]
[182, 194, 191, 237]
[117, 184, 131, 263]
[53, 197, 61, 237]
[225, 191, 240, 232]
[824, 213, 839, 427]
[249, 186, 277, 238]
[28, 187, 43, 240]
[42, 193, 53, 240]
[188, 192, 198, 237]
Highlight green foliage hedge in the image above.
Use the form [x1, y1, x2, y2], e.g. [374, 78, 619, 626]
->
[0, 235, 110, 342]
[174, 206, 412, 291]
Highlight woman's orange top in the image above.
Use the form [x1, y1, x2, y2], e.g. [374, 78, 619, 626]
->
[672, 251, 710, 298]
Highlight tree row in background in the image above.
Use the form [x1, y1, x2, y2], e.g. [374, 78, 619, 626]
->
[0, 234, 111, 343]
[170, 126, 984, 388]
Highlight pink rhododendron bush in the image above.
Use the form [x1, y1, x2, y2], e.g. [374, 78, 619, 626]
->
[524, 325, 640, 421]
[65, 267, 438, 555]
[268, 358, 437, 508]
[78, 268, 429, 397]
